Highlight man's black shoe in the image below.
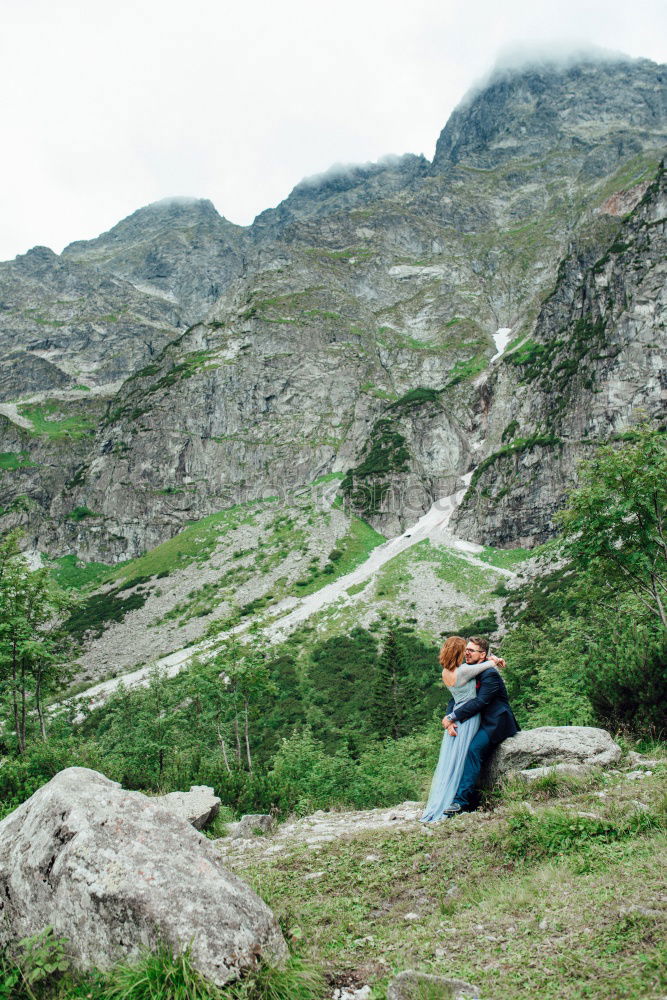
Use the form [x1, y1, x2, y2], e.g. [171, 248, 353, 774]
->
[443, 802, 462, 815]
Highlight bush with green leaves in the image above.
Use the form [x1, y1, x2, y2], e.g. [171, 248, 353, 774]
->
[267, 724, 440, 816]
[0, 532, 75, 754]
[557, 427, 667, 629]
[500, 566, 667, 733]
[500, 428, 667, 735]
[0, 927, 70, 1000]
[494, 804, 661, 862]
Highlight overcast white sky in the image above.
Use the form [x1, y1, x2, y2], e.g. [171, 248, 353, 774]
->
[1, 0, 665, 262]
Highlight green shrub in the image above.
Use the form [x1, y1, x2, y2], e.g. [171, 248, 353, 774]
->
[501, 420, 519, 443]
[459, 612, 499, 635]
[341, 416, 410, 516]
[0, 927, 71, 999]
[500, 562, 667, 734]
[0, 742, 105, 819]
[496, 805, 660, 862]
[67, 505, 99, 522]
[267, 725, 439, 816]
[64, 584, 149, 640]
[390, 387, 441, 409]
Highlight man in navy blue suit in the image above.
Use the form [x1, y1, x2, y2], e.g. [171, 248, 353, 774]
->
[442, 635, 520, 814]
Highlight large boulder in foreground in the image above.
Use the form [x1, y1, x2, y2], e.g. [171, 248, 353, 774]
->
[0, 768, 286, 985]
[484, 726, 622, 786]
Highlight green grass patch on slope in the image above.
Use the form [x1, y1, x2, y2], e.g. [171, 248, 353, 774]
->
[446, 353, 488, 386]
[17, 401, 96, 439]
[375, 539, 503, 601]
[292, 517, 385, 596]
[0, 451, 35, 470]
[477, 545, 534, 570]
[49, 554, 116, 592]
[110, 500, 275, 585]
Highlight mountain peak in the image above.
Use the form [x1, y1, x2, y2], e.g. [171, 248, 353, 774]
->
[433, 54, 667, 170]
[62, 198, 227, 257]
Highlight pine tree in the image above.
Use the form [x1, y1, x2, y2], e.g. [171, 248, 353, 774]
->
[370, 623, 413, 739]
[0, 532, 74, 752]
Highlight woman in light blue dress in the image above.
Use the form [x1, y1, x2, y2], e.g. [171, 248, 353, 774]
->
[421, 636, 501, 823]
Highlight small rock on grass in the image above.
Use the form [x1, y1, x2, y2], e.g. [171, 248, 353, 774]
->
[387, 970, 480, 999]
[332, 986, 372, 999]
[227, 813, 276, 838]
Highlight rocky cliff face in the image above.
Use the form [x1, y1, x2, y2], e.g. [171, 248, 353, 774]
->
[453, 162, 667, 546]
[0, 56, 665, 560]
[62, 198, 249, 326]
[0, 245, 182, 396]
[434, 58, 667, 171]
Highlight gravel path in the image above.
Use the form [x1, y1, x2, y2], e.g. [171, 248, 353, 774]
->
[217, 801, 426, 866]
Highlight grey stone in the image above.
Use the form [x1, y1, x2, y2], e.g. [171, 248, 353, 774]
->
[387, 970, 480, 999]
[152, 784, 220, 830]
[516, 762, 595, 782]
[228, 813, 276, 839]
[0, 768, 287, 985]
[484, 726, 622, 787]
[453, 157, 667, 548]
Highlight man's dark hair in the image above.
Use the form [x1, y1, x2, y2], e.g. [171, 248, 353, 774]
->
[468, 635, 489, 655]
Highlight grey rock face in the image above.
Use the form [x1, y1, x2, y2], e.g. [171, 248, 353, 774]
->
[0, 245, 182, 393]
[0, 400, 109, 555]
[63, 198, 249, 327]
[484, 726, 622, 786]
[387, 970, 480, 999]
[434, 58, 667, 170]
[152, 785, 220, 830]
[0, 767, 287, 985]
[251, 154, 430, 237]
[454, 161, 667, 546]
[228, 814, 276, 839]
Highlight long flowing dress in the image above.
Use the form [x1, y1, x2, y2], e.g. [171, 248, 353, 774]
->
[420, 661, 497, 822]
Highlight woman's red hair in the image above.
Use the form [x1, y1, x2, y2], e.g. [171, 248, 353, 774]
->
[439, 635, 466, 673]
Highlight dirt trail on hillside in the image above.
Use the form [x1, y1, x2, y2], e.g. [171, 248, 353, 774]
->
[263, 476, 514, 643]
[67, 478, 517, 714]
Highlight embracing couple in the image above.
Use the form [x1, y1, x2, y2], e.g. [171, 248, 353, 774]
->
[421, 635, 519, 822]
